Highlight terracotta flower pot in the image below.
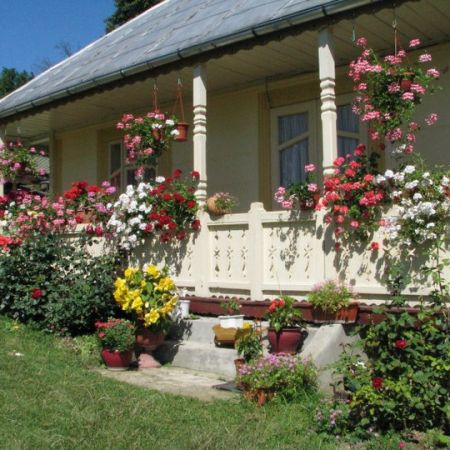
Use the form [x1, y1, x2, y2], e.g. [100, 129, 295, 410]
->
[310, 303, 359, 324]
[174, 122, 189, 142]
[206, 196, 225, 215]
[299, 192, 320, 210]
[267, 327, 304, 353]
[101, 348, 133, 371]
[135, 328, 166, 351]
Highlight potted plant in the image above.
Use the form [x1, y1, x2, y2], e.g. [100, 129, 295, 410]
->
[265, 296, 304, 353]
[236, 353, 317, 406]
[274, 163, 320, 210]
[218, 299, 244, 328]
[306, 280, 358, 324]
[113, 265, 178, 367]
[96, 318, 136, 371]
[234, 324, 263, 375]
[206, 192, 238, 215]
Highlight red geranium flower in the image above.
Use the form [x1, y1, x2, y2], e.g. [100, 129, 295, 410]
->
[372, 377, 383, 390]
[31, 288, 43, 299]
[395, 339, 407, 350]
[187, 200, 197, 209]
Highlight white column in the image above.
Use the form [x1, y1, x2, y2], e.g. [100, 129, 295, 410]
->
[318, 28, 337, 177]
[192, 64, 210, 296]
[248, 202, 265, 300]
[193, 64, 207, 203]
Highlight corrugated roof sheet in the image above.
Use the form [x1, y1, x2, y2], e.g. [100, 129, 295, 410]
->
[0, 0, 385, 118]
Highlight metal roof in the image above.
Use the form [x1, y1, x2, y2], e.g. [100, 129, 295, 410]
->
[0, 0, 389, 120]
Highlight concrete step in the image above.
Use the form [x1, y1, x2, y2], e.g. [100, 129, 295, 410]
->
[168, 317, 219, 344]
[154, 340, 238, 379]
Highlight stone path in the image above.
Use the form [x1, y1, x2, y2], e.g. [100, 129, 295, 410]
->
[95, 366, 239, 402]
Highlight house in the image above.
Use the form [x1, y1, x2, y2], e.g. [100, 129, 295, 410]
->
[0, 0, 449, 305]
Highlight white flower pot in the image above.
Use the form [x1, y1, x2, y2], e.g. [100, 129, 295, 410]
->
[178, 299, 190, 319]
[218, 315, 244, 329]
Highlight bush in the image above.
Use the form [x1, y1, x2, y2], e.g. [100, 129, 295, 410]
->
[0, 233, 120, 335]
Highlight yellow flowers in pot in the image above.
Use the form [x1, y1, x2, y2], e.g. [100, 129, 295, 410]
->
[113, 264, 177, 332]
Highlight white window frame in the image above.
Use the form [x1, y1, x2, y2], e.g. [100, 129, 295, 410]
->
[336, 94, 367, 157]
[270, 101, 318, 208]
[108, 141, 156, 192]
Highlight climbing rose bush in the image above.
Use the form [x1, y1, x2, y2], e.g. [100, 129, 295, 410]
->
[350, 37, 439, 155]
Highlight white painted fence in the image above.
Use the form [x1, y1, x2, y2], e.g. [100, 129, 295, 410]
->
[131, 203, 449, 303]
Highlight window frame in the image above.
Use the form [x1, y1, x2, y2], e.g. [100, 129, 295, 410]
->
[270, 101, 318, 206]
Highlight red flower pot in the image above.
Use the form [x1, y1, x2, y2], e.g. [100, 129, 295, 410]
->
[174, 122, 189, 142]
[135, 328, 166, 351]
[101, 348, 133, 370]
[267, 327, 304, 353]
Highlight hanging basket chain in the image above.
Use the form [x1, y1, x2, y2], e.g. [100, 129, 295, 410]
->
[153, 82, 160, 112]
[172, 78, 186, 122]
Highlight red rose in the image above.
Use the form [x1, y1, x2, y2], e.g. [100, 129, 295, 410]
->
[190, 170, 200, 179]
[372, 377, 383, 390]
[187, 200, 196, 209]
[168, 221, 177, 230]
[144, 224, 154, 233]
[95, 225, 103, 237]
[370, 242, 380, 251]
[31, 288, 42, 299]
[191, 220, 201, 231]
[395, 339, 407, 350]
[148, 212, 160, 221]
[163, 193, 172, 201]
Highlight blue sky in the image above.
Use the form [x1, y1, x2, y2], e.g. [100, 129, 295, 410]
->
[0, 0, 115, 74]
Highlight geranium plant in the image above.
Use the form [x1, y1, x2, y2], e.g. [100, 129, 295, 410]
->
[95, 318, 136, 352]
[113, 265, 177, 333]
[307, 280, 355, 313]
[117, 111, 179, 177]
[265, 296, 303, 332]
[274, 163, 319, 210]
[207, 192, 238, 214]
[321, 144, 390, 246]
[221, 299, 241, 315]
[107, 169, 200, 249]
[350, 37, 439, 155]
[0, 141, 47, 182]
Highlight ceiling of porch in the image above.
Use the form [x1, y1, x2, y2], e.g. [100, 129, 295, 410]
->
[3, 0, 449, 141]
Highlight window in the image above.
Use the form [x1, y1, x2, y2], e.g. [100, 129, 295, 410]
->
[337, 103, 361, 157]
[271, 102, 316, 193]
[109, 141, 155, 191]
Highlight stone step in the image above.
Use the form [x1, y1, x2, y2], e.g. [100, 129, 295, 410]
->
[154, 340, 238, 379]
[168, 317, 218, 344]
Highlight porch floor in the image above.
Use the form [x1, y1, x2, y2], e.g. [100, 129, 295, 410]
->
[95, 366, 239, 402]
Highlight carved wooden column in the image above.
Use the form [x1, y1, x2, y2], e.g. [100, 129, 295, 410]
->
[192, 64, 210, 296]
[193, 64, 207, 203]
[318, 28, 338, 177]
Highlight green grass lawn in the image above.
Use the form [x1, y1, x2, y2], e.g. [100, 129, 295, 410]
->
[0, 317, 410, 450]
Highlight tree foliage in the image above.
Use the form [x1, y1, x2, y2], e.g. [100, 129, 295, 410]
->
[0, 67, 33, 98]
[105, 0, 163, 33]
